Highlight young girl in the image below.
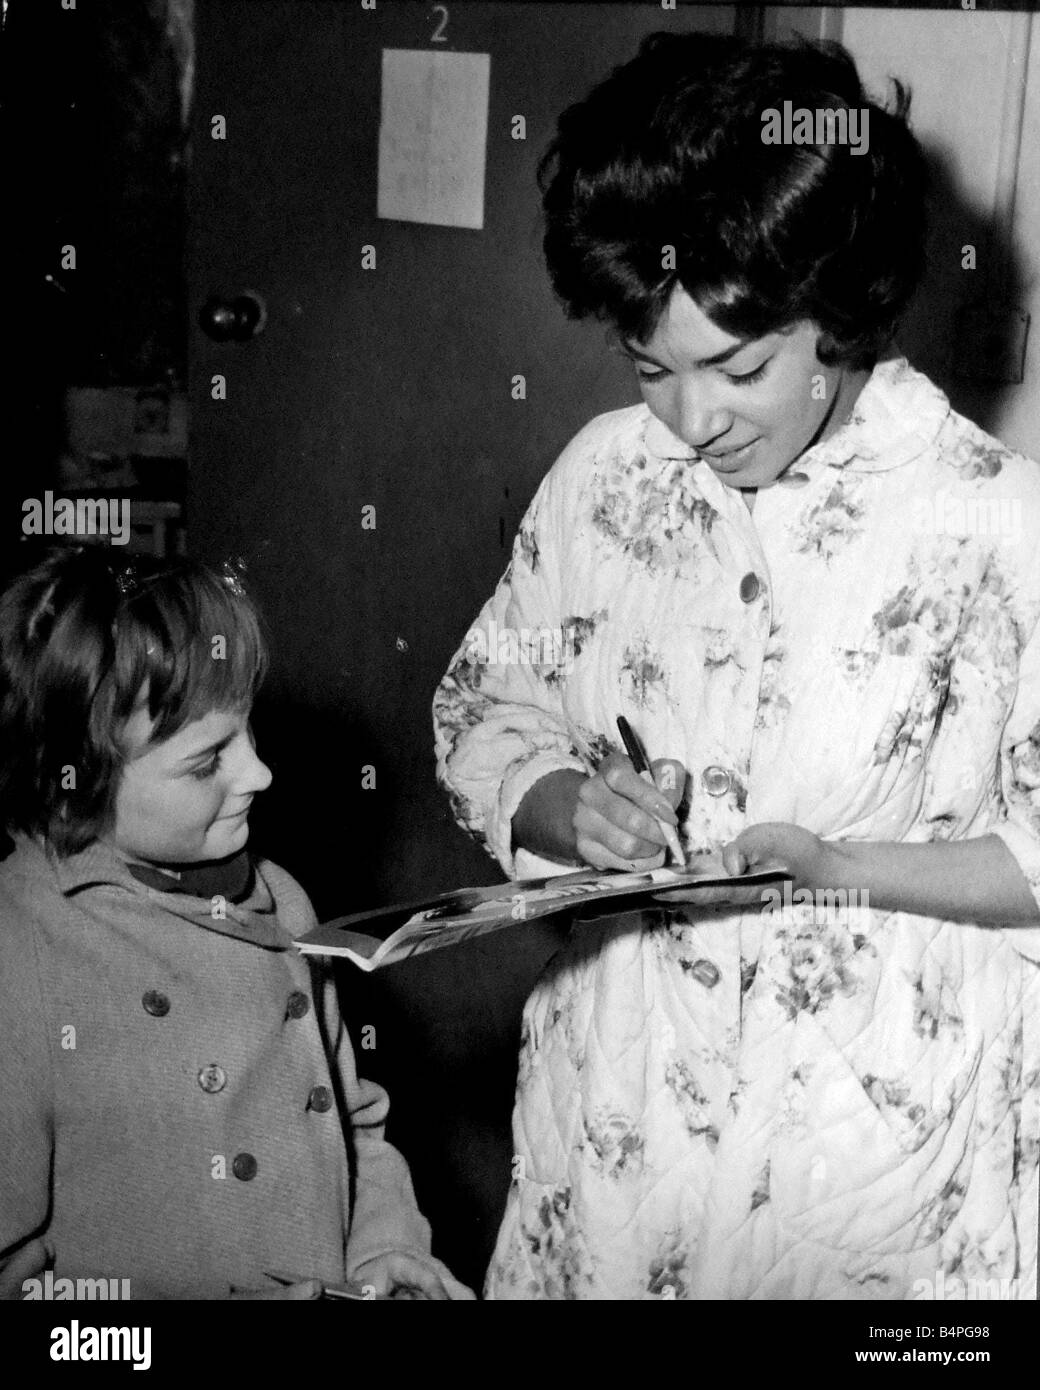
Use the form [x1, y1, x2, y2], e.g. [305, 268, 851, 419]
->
[0, 546, 474, 1300]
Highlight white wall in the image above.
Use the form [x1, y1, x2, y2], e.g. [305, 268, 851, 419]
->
[769, 5, 1040, 459]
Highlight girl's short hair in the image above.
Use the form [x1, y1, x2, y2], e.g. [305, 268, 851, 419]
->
[539, 32, 927, 367]
[0, 548, 268, 856]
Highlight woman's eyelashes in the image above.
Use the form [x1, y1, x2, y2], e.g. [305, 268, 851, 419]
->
[727, 360, 770, 385]
[189, 753, 222, 781]
[634, 359, 772, 386]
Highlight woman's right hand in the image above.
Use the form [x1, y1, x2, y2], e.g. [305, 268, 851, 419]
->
[514, 756, 687, 870]
[575, 753, 687, 870]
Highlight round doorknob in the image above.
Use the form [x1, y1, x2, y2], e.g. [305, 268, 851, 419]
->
[198, 292, 267, 342]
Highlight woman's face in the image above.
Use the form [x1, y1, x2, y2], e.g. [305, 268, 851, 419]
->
[620, 288, 870, 490]
[105, 701, 272, 864]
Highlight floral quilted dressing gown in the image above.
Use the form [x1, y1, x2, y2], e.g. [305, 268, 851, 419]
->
[433, 359, 1040, 1300]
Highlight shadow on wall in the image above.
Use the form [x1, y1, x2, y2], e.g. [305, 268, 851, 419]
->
[337, 915, 569, 1293]
[248, 689, 571, 1292]
[247, 687, 500, 922]
[901, 140, 1029, 436]
[248, 698, 386, 919]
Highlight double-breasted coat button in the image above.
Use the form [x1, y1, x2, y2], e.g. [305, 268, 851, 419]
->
[690, 959, 721, 989]
[197, 1064, 227, 1094]
[285, 990, 310, 1020]
[232, 1152, 258, 1181]
[307, 1085, 334, 1113]
[739, 572, 761, 603]
[701, 766, 732, 797]
[142, 990, 170, 1017]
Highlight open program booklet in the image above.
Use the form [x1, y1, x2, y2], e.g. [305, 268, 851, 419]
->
[295, 858, 793, 971]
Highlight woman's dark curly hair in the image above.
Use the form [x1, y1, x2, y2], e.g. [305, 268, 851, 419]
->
[539, 32, 927, 368]
[0, 547, 267, 857]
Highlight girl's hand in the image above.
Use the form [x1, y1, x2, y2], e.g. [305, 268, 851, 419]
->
[230, 1280, 322, 1300]
[574, 753, 687, 871]
[351, 1252, 477, 1301]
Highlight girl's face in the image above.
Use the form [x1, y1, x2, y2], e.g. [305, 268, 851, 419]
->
[106, 702, 272, 864]
[621, 288, 871, 490]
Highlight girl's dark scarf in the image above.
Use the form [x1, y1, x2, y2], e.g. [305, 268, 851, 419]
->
[127, 849, 255, 903]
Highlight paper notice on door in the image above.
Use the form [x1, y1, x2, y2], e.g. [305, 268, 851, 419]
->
[377, 49, 490, 230]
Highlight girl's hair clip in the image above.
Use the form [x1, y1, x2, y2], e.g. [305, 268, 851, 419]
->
[219, 557, 248, 597]
[113, 563, 140, 597]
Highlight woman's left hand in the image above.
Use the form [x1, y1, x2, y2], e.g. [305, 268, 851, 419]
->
[351, 1251, 478, 1301]
[721, 821, 833, 888]
[653, 821, 835, 904]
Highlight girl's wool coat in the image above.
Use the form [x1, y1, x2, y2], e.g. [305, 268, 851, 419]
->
[0, 835, 431, 1299]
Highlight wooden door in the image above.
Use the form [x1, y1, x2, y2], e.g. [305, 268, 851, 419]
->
[187, 0, 737, 1288]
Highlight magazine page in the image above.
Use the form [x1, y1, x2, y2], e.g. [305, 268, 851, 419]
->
[295, 859, 793, 971]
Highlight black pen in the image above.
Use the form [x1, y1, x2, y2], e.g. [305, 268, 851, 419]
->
[616, 715, 686, 868]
